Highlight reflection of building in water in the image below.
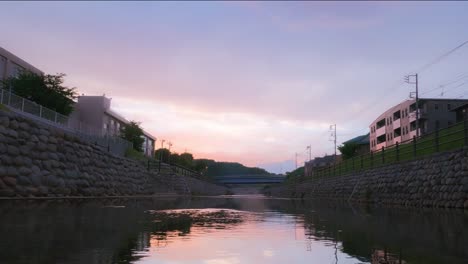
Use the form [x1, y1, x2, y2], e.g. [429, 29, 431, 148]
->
[371, 249, 407, 264]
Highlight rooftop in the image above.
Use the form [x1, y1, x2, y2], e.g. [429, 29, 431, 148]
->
[343, 133, 370, 145]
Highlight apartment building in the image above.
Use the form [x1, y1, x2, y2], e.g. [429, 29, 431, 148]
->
[0, 46, 43, 81]
[452, 103, 468, 122]
[369, 98, 468, 152]
[69, 95, 156, 157]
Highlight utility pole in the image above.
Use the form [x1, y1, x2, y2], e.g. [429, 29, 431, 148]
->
[330, 124, 337, 162]
[405, 74, 419, 137]
[167, 142, 173, 163]
[159, 139, 165, 162]
[295, 152, 298, 169]
[168, 142, 173, 152]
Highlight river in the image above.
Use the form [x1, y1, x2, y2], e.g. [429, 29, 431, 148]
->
[0, 196, 466, 264]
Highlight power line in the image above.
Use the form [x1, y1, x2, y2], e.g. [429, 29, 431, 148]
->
[344, 40, 468, 125]
[415, 40, 468, 73]
[440, 81, 468, 96]
[421, 72, 468, 96]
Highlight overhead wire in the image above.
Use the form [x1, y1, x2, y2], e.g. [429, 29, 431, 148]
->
[421, 72, 468, 96]
[414, 40, 468, 74]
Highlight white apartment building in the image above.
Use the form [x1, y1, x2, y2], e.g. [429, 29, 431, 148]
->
[369, 98, 468, 152]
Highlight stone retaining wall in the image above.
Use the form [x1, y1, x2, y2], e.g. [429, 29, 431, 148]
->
[266, 147, 468, 208]
[0, 109, 228, 198]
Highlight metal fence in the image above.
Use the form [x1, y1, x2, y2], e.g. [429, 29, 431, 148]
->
[308, 120, 468, 180]
[0, 87, 132, 156]
[0, 88, 69, 125]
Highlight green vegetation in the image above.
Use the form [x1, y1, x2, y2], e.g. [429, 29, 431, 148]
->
[153, 148, 270, 179]
[125, 148, 147, 161]
[201, 160, 269, 177]
[338, 142, 359, 160]
[1, 71, 77, 115]
[313, 121, 467, 178]
[285, 166, 304, 182]
[0, 103, 10, 112]
[120, 121, 145, 152]
[155, 148, 171, 162]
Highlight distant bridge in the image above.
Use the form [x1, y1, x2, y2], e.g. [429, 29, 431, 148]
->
[213, 174, 285, 184]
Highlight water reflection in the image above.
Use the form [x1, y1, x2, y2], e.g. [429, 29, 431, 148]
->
[0, 197, 466, 264]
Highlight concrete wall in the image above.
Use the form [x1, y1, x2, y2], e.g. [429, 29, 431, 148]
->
[265, 147, 468, 209]
[0, 109, 228, 198]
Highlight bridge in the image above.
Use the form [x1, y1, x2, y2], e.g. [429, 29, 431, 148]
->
[213, 174, 286, 184]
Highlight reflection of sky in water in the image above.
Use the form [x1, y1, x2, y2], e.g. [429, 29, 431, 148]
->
[136, 210, 362, 264]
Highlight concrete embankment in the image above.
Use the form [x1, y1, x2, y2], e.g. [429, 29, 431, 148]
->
[0, 109, 228, 198]
[265, 147, 468, 209]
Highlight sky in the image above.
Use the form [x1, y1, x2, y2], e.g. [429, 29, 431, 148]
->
[1, 1, 468, 173]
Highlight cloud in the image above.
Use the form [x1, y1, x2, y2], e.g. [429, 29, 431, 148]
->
[263, 249, 275, 257]
[204, 257, 241, 264]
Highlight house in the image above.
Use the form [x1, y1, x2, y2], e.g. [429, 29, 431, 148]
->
[451, 102, 468, 122]
[69, 95, 156, 157]
[369, 98, 468, 152]
[0, 46, 43, 81]
[341, 133, 370, 155]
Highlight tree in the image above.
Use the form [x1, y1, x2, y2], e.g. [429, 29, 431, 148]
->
[1, 71, 78, 115]
[155, 148, 170, 162]
[338, 142, 359, 160]
[179, 153, 194, 168]
[120, 121, 145, 152]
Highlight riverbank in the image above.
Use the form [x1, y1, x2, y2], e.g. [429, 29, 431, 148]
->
[0, 109, 229, 198]
[264, 147, 468, 209]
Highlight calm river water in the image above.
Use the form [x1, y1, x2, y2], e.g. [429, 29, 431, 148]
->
[0, 196, 466, 264]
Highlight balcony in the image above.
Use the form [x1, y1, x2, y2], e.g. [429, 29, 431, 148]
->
[408, 129, 421, 139]
[375, 142, 387, 151]
[409, 109, 427, 122]
[409, 111, 417, 122]
[393, 118, 400, 129]
[376, 126, 386, 137]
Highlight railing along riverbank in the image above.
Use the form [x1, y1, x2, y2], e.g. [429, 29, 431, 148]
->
[306, 120, 468, 180]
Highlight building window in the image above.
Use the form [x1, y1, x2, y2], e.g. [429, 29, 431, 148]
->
[435, 120, 440, 129]
[10, 63, 24, 78]
[447, 104, 451, 110]
[0, 56, 6, 80]
[435, 104, 439, 111]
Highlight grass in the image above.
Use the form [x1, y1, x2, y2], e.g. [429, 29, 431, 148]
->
[0, 103, 10, 112]
[125, 148, 149, 161]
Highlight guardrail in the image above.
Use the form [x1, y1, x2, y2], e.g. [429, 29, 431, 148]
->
[308, 120, 468, 180]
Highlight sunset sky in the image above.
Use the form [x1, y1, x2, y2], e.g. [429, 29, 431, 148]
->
[1, 1, 467, 173]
